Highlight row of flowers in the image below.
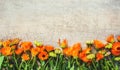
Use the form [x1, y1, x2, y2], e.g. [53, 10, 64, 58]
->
[0, 35, 120, 70]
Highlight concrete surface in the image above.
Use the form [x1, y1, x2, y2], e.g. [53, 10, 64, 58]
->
[0, 0, 120, 47]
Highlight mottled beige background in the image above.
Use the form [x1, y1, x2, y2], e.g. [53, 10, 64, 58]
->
[0, 0, 120, 47]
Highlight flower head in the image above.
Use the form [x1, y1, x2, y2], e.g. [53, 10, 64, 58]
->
[63, 47, 72, 56]
[21, 53, 30, 61]
[21, 41, 32, 52]
[94, 40, 105, 49]
[117, 35, 120, 42]
[1, 46, 12, 56]
[15, 48, 23, 55]
[38, 51, 48, 60]
[96, 53, 104, 61]
[60, 39, 68, 49]
[78, 48, 91, 63]
[45, 45, 54, 52]
[31, 47, 39, 57]
[111, 42, 120, 56]
[71, 43, 81, 58]
[2, 40, 11, 47]
[106, 34, 114, 43]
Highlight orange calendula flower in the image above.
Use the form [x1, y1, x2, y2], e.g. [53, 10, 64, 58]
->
[38, 51, 48, 60]
[11, 45, 17, 50]
[63, 47, 72, 56]
[15, 48, 23, 55]
[21, 53, 30, 61]
[71, 43, 81, 58]
[72, 43, 81, 51]
[94, 40, 105, 49]
[10, 38, 21, 46]
[21, 41, 32, 51]
[111, 42, 120, 56]
[78, 48, 91, 63]
[60, 39, 68, 49]
[45, 45, 54, 52]
[31, 47, 39, 57]
[106, 34, 114, 43]
[79, 52, 91, 63]
[1, 46, 12, 56]
[83, 48, 91, 54]
[71, 50, 79, 58]
[96, 53, 104, 61]
[2, 40, 11, 47]
[117, 35, 120, 42]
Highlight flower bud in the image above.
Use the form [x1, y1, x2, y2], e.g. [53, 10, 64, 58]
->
[49, 52, 57, 57]
[87, 54, 95, 59]
[34, 41, 43, 47]
[105, 43, 112, 49]
[86, 40, 94, 45]
[55, 48, 62, 54]
[114, 57, 120, 61]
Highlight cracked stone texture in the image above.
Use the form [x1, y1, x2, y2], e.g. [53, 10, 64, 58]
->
[0, 0, 120, 47]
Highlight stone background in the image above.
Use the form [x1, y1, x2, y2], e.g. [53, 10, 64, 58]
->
[0, 0, 120, 47]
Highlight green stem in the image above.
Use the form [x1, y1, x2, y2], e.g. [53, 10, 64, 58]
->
[43, 57, 52, 69]
[13, 54, 19, 69]
[54, 56, 58, 70]
[18, 61, 24, 70]
[31, 57, 36, 69]
[108, 57, 115, 69]
[92, 61, 97, 70]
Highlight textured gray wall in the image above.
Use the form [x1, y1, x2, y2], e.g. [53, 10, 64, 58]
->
[0, 0, 120, 47]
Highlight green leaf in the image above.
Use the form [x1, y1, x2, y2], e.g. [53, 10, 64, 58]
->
[0, 56, 4, 69]
[70, 65, 74, 70]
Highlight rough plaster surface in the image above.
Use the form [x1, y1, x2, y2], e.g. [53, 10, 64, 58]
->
[0, 0, 120, 47]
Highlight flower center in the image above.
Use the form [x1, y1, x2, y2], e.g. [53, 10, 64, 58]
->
[117, 47, 120, 50]
[42, 55, 45, 57]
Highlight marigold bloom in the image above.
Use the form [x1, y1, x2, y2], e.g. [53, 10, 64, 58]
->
[78, 48, 91, 63]
[96, 53, 104, 61]
[21, 41, 32, 51]
[63, 47, 72, 56]
[2, 40, 11, 47]
[38, 51, 48, 60]
[111, 42, 120, 56]
[71, 43, 81, 58]
[79, 52, 91, 63]
[72, 43, 81, 51]
[11, 45, 17, 50]
[71, 50, 79, 58]
[45, 45, 54, 52]
[21, 53, 30, 61]
[60, 39, 68, 49]
[1, 46, 12, 56]
[94, 40, 105, 49]
[10, 38, 21, 46]
[117, 35, 120, 41]
[106, 34, 114, 43]
[15, 48, 23, 55]
[31, 47, 39, 57]
[83, 48, 91, 54]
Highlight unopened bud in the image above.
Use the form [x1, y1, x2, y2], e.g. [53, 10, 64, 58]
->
[49, 52, 57, 57]
[105, 43, 112, 49]
[55, 48, 62, 54]
[34, 41, 43, 47]
[114, 57, 120, 61]
[87, 54, 95, 59]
